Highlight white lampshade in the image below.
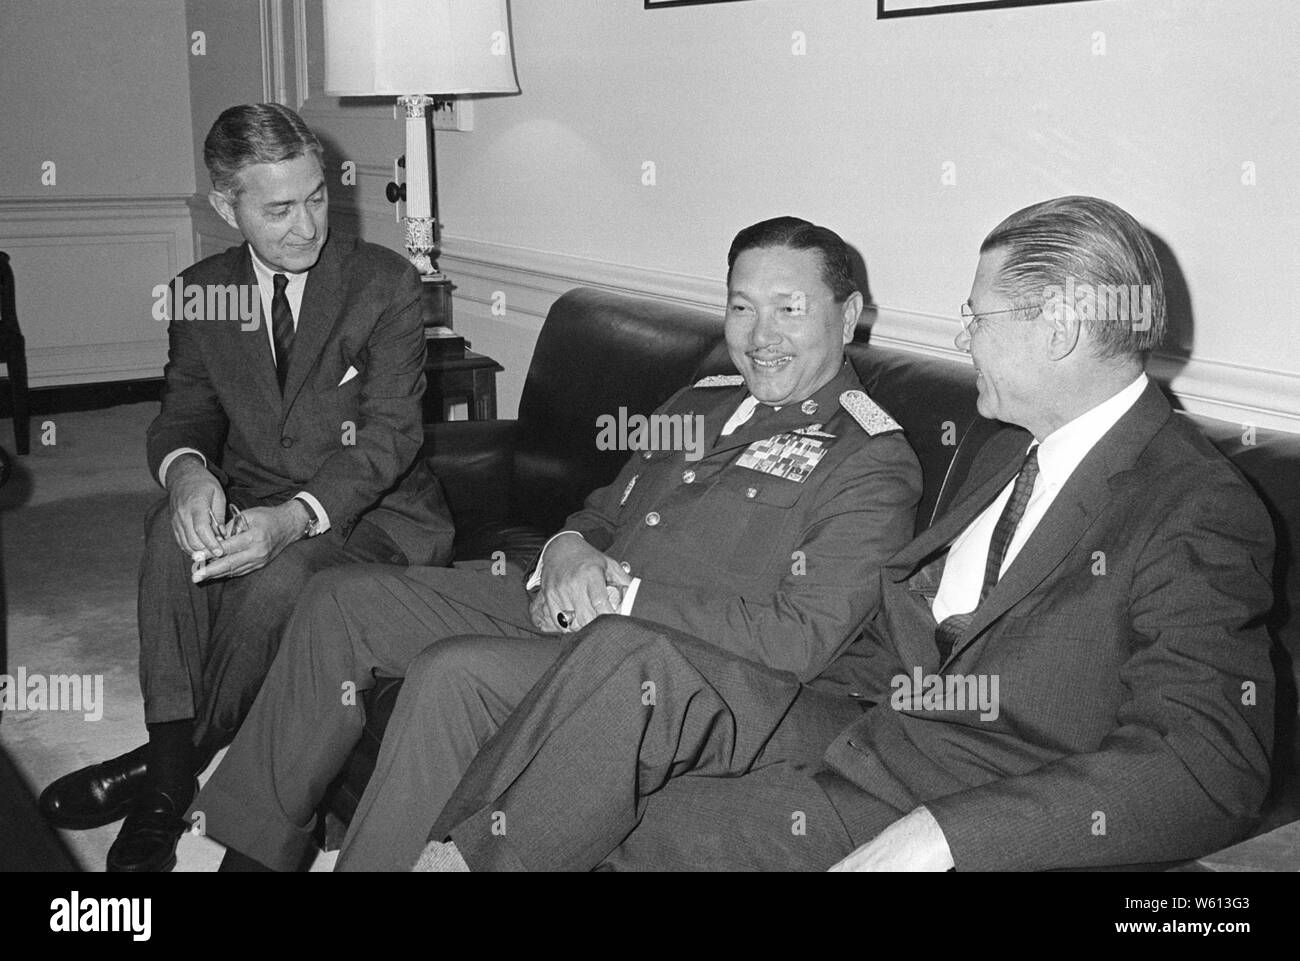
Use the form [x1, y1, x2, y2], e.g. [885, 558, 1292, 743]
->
[323, 0, 519, 96]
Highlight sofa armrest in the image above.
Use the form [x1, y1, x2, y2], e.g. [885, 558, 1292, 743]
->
[421, 419, 518, 546]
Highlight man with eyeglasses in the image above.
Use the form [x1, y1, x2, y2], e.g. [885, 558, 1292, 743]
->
[416, 195, 1275, 872]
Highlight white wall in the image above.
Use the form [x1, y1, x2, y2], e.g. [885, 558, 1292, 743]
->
[6, 0, 1295, 429]
[0, 0, 195, 386]
[429, 0, 1300, 426]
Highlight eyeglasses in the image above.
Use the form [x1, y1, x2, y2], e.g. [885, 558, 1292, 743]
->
[208, 503, 250, 541]
[959, 303, 1041, 335]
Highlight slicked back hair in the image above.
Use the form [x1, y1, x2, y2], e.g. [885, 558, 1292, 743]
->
[727, 216, 859, 304]
[980, 195, 1166, 361]
[204, 103, 325, 198]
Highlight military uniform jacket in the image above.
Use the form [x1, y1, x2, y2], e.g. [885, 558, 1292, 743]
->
[563, 362, 921, 681]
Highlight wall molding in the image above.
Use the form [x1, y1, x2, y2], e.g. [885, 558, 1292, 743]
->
[437, 234, 1300, 434]
[0, 194, 195, 221]
[0, 194, 192, 387]
[259, 0, 309, 109]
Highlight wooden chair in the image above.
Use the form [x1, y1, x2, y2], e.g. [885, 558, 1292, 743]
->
[0, 252, 30, 455]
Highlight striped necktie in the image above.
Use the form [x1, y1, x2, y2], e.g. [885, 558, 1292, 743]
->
[271, 273, 294, 393]
[933, 444, 1040, 661]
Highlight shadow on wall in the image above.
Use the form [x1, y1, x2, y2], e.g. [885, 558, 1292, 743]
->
[847, 243, 874, 309]
[320, 130, 376, 248]
[1146, 228, 1195, 402]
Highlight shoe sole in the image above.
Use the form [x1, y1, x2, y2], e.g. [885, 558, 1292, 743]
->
[107, 853, 177, 873]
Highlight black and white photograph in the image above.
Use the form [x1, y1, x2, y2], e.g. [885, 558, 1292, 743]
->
[0, 0, 1295, 937]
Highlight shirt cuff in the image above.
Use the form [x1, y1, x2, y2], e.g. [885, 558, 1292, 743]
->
[293, 491, 331, 534]
[526, 530, 586, 591]
[159, 447, 207, 487]
[618, 577, 642, 615]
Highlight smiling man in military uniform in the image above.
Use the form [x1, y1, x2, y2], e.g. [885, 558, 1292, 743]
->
[192, 216, 922, 872]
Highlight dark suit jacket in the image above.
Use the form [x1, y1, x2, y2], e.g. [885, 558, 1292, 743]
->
[821, 381, 1276, 869]
[146, 234, 454, 566]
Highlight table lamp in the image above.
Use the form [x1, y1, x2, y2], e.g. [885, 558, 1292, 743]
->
[323, 0, 519, 326]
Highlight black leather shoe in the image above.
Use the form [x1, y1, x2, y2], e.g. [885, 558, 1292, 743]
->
[106, 789, 192, 873]
[39, 744, 150, 830]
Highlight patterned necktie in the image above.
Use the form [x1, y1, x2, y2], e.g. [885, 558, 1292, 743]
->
[271, 273, 293, 392]
[934, 444, 1041, 661]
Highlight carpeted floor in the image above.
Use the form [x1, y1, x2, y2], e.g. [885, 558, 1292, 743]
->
[0, 403, 334, 872]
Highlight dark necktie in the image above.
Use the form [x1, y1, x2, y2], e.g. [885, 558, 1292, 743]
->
[271, 273, 294, 392]
[933, 444, 1040, 660]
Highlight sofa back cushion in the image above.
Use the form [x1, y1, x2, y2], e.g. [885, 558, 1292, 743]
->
[513, 288, 724, 532]
[1188, 416, 1300, 821]
[845, 340, 980, 531]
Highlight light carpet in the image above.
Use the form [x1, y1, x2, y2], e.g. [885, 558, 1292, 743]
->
[0, 403, 333, 872]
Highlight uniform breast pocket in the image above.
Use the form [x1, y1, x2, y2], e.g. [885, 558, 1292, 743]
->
[690, 469, 806, 578]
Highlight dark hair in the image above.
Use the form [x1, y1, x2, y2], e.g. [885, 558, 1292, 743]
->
[981, 195, 1166, 360]
[727, 216, 858, 303]
[204, 103, 325, 196]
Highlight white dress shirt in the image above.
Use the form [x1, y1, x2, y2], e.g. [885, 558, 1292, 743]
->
[931, 374, 1148, 622]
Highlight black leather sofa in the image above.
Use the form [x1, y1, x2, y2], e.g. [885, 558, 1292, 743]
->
[327, 286, 1300, 858]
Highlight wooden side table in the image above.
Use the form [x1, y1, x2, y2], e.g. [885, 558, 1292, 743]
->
[422, 338, 503, 423]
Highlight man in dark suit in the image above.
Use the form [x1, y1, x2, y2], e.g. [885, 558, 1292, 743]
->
[416, 195, 1275, 872]
[38, 103, 454, 872]
[189, 216, 924, 872]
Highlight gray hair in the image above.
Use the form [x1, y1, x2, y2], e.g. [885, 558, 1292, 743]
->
[981, 195, 1166, 360]
[204, 103, 324, 197]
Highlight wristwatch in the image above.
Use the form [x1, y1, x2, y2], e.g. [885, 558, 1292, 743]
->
[292, 495, 321, 537]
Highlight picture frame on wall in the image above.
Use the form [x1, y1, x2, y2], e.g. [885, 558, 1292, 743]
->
[879, 0, 1102, 18]
[645, 0, 751, 8]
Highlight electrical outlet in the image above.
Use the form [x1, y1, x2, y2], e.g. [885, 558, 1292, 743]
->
[431, 99, 473, 132]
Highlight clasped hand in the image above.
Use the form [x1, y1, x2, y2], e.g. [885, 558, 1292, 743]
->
[529, 533, 633, 634]
[167, 458, 303, 583]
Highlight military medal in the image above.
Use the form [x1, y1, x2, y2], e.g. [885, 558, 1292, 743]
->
[736, 432, 834, 483]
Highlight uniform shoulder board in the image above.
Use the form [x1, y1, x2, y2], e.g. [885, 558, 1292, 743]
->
[692, 374, 745, 388]
[839, 390, 902, 436]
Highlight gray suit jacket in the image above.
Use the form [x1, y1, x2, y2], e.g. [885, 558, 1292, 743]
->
[821, 381, 1276, 869]
[146, 234, 454, 566]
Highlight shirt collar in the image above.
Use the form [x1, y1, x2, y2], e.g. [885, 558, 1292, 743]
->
[248, 245, 309, 294]
[1036, 373, 1148, 488]
[722, 360, 857, 436]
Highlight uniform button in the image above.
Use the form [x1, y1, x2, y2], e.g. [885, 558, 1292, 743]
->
[645, 511, 661, 527]
[280, 436, 294, 449]
[746, 486, 758, 499]
[682, 470, 696, 484]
